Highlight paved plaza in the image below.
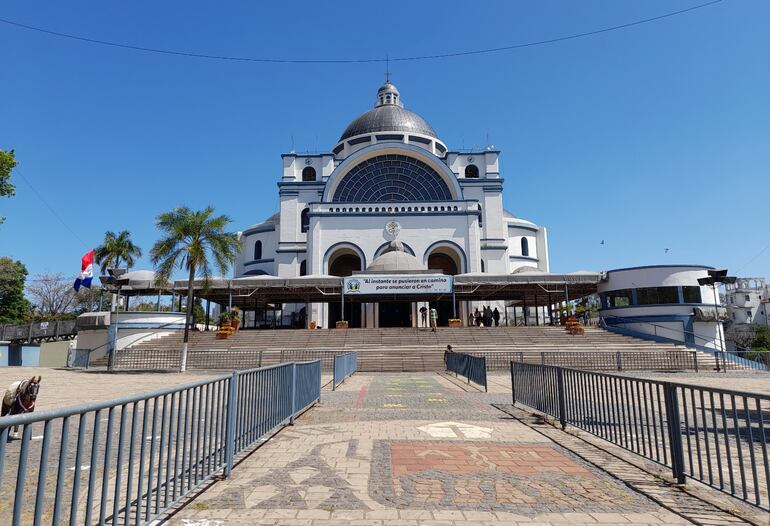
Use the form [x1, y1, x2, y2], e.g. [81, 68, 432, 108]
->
[169, 372, 763, 526]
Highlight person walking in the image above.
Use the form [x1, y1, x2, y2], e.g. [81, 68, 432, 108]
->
[492, 307, 500, 327]
[420, 305, 428, 327]
[474, 308, 482, 327]
[484, 306, 493, 327]
[467, 311, 474, 327]
[430, 306, 438, 332]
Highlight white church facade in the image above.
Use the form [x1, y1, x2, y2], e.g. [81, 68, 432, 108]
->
[233, 81, 549, 328]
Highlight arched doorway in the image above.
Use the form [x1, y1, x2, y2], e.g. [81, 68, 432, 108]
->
[328, 249, 363, 328]
[426, 247, 461, 327]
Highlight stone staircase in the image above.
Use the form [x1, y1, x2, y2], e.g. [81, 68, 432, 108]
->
[101, 326, 727, 372]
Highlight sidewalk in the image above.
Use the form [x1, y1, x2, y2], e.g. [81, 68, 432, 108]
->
[169, 373, 756, 525]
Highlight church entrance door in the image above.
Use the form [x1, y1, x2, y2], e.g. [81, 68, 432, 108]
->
[378, 301, 412, 328]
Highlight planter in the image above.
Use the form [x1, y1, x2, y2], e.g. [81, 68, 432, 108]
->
[448, 319, 463, 328]
[231, 318, 241, 331]
[309, 321, 317, 330]
[220, 321, 232, 330]
[336, 320, 349, 329]
[215, 331, 230, 340]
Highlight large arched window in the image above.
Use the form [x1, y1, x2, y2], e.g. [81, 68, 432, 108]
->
[299, 260, 307, 276]
[302, 167, 316, 182]
[332, 154, 452, 202]
[465, 164, 479, 178]
[301, 208, 310, 233]
[521, 237, 529, 257]
[253, 240, 262, 260]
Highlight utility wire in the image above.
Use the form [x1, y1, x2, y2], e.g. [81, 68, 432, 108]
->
[0, 0, 723, 65]
[16, 171, 87, 247]
[736, 242, 770, 273]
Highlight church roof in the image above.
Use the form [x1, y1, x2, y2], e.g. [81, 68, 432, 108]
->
[339, 82, 439, 142]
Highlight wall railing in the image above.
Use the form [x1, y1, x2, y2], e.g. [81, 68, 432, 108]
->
[511, 361, 770, 511]
[0, 360, 321, 526]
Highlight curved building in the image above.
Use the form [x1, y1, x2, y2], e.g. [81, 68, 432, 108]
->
[235, 81, 549, 328]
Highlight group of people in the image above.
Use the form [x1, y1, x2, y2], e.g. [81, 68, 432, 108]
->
[469, 306, 500, 327]
[417, 304, 502, 329]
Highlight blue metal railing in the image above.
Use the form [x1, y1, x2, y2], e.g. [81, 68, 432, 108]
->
[511, 361, 770, 511]
[445, 351, 487, 391]
[332, 352, 357, 390]
[0, 360, 321, 526]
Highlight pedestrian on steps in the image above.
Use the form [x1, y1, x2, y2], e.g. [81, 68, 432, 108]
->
[430, 306, 438, 332]
[492, 307, 500, 327]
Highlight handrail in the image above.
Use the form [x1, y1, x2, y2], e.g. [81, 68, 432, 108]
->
[0, 360, 322, 526]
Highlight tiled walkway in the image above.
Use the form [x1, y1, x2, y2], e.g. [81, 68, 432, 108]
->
[170, 373, 757, 525]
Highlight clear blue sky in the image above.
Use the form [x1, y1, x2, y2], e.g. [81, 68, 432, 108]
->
[1, 0, 768, 281]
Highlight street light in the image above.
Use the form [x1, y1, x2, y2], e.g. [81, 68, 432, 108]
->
[697, 269, 737, 372]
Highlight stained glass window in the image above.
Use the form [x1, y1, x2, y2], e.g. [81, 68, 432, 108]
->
[332, 154, 452, 202]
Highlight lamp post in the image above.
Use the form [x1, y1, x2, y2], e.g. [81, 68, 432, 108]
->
[698, 269, 737, 372]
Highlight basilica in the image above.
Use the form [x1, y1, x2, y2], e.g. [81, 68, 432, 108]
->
[233, 81, 549, 328]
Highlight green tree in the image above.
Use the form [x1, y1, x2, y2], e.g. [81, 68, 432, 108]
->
[0, 149, 18, 225]
[0, 257, 31, 323]
[150, 206, 239, 371]
[94, 230, 143, 273]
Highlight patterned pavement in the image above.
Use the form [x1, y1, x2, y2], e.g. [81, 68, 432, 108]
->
[165, 372, 761, 525]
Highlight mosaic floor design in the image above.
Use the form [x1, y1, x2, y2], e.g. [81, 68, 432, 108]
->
[369, 439, 656, 516]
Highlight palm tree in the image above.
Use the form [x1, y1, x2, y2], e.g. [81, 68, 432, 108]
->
[150, 206, 239, 372]
[94, 230, 143, 273]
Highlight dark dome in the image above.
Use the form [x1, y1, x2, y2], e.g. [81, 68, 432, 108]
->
[339, 105, 438, 142]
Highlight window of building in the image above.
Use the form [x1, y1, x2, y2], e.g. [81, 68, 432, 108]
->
[465, 164, 479, 178]
[480, 260, 485, 273]
[606, 289, 633, 308]
[682, 286, 701, 303]
[636, 286, 679, 305]
[302, 166, 316, 181]
[521, 238, 529, 257]
[745, 294, 751, 302]
[299, 260, 307, 276]
[301, 208, 310, 233]
[332, 154, 452, 202]
[478, 205, 483, 227]
[253, 240, 262, 261]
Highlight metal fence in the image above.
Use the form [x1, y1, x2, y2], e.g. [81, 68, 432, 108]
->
[333, 352, 357, 390]
[1, 320, 77, 342]
[0, 360, 321, 526]
[445, 352, 488, 391]
[511, 361, 770, 511]
[476, 350, 703, 372]
[111, 348, 344, 372]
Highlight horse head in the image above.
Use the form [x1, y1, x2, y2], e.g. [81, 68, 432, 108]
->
[25, 376, 41, 401]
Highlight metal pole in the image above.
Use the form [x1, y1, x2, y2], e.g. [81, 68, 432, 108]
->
[205, 300, 211, 331]
[341, 283, 345, 322]
[108, 284, 121, 371]
[713, 283, 726, 372]
[452, 278, 457, 319]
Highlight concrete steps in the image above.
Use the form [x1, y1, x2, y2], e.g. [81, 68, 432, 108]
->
[104, 326, 730, 372]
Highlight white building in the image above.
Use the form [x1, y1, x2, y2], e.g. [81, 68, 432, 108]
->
[598, 265, 726, 351]
[234, 82, 549, 328]
[725, 277, 769, 325]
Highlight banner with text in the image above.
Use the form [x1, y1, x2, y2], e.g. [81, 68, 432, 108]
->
[343, 275, 453, 295]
